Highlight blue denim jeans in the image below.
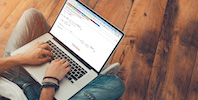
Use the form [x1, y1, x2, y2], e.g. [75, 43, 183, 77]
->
[1, 8, 125, 100]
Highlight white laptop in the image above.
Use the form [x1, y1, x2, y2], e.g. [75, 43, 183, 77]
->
[11, 0, 124, 99]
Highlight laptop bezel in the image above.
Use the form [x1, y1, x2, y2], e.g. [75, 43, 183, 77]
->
[48, 0, 125, 74]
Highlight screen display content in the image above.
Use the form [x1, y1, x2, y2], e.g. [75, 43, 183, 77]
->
[50, 0, 123, 72]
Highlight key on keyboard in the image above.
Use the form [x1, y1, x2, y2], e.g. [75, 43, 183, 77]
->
[45, 40, 87, 83]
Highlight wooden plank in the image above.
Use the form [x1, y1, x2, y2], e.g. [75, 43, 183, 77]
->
[93, 0, 133, 29]
[47, 0, 66, 26]
[0, 0, 21, 26]
[111, 37, 136, 64]
[186, 52, 198, 100]
[93, 0, 133, 66]
[47, 0, 99, 26]
[146, 0, 198, 100]
[185, 1, 198, 99]
[0, 0, 59, 57]
[0, 0, 20, 55]
[80, 0, 98, 9]
[145, 1, 178, 99]
[112, 0, 168, 99]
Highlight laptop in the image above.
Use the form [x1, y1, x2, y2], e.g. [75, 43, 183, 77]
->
[11, 0, 124, 99]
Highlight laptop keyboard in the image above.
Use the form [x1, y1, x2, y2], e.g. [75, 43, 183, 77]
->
[46, 40, 87, 83]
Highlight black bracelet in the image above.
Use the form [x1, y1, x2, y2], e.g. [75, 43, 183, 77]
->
[43, 76, 60, 84]
[42, 84, 59, 91]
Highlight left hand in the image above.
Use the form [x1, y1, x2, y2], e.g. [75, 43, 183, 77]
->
[17, 42, 54, 65]
[44, 59, 71, 81]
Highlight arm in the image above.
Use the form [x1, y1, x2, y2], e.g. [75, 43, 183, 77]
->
[0, 54, 25, 73]
[40, 59, 71, 100]
[0, 41, 70, 99]
[40, 87, 55, 100]
[0, 42, 53, 73]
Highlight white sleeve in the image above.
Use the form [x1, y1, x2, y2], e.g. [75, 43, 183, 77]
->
[0, 77, 27, 100]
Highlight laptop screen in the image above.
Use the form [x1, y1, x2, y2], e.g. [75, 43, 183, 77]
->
[50, 0, 124, 72]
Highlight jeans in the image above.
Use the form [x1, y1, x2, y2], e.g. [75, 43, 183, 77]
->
[0, 8, 125, 100]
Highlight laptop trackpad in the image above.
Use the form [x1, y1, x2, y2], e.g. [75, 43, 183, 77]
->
[23, 62, 50, 84]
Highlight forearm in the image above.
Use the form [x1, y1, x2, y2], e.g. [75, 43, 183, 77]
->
[40, 87, 55, 100]
[0, 54, 25, 73]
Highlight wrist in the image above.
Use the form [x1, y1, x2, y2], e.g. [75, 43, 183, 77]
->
[0, 55, 26, 73]
[43, 76, 60, 84]
[42, 84, 58, 91]
[40, 86, 55, 100]
[13, 53, 29, 65]
[42, 79, 59, 86]
[5, 54, 25, 66]
[42, 77, 60, 91]
[43, 78, 58, 84]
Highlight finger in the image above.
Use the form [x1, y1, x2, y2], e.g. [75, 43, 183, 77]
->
[34, 42, 40, 46]
[41, 49, 54, 57]
[64, 67, 71, 74]
[59, 59, 67, 64]
[40, 57, 51, 63]
[38, 41, 45, 45]
[40, 44, 51, 51]
[63, 61, 70, 67]
[52, 59, 60, 62]
[36, 42, 39, 44]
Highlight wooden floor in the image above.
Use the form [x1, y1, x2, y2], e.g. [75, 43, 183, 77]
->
[0, 0, 198, 100]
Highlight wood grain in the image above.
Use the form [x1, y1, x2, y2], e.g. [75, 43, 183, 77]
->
[47, 0, 66, 26]
[0, 0, 58, 57]
[1, 0, 198, 100]
[184, 0, 198, 99]
[186, 52, 198, 100]
[93, 0, 133, 30]
[80, 0, 98, 9]
[93, 0, 133, 66]
[0, 0, 21, 26]
[114, 0, 168, 99]
[145, 1, 179, 99]
[146, 0, 198, 100]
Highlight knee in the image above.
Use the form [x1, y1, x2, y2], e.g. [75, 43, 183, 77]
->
[22, 8, 43, 21]
[102, 75, 125, 98]
[23, 8, 41, 16]
[109, 75, 125, 93]
[74, 75, 125, 100]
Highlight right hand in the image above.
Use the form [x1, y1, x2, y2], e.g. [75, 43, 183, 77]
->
[17, 42, 54, 65]
[44, 59, 71, 81]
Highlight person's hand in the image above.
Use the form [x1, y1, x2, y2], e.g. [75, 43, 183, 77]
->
[17, 42, 54, 65]
[44, 59, 71, 81]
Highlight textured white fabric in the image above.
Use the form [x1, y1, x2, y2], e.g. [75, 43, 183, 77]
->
[0, 77, 27, 100]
